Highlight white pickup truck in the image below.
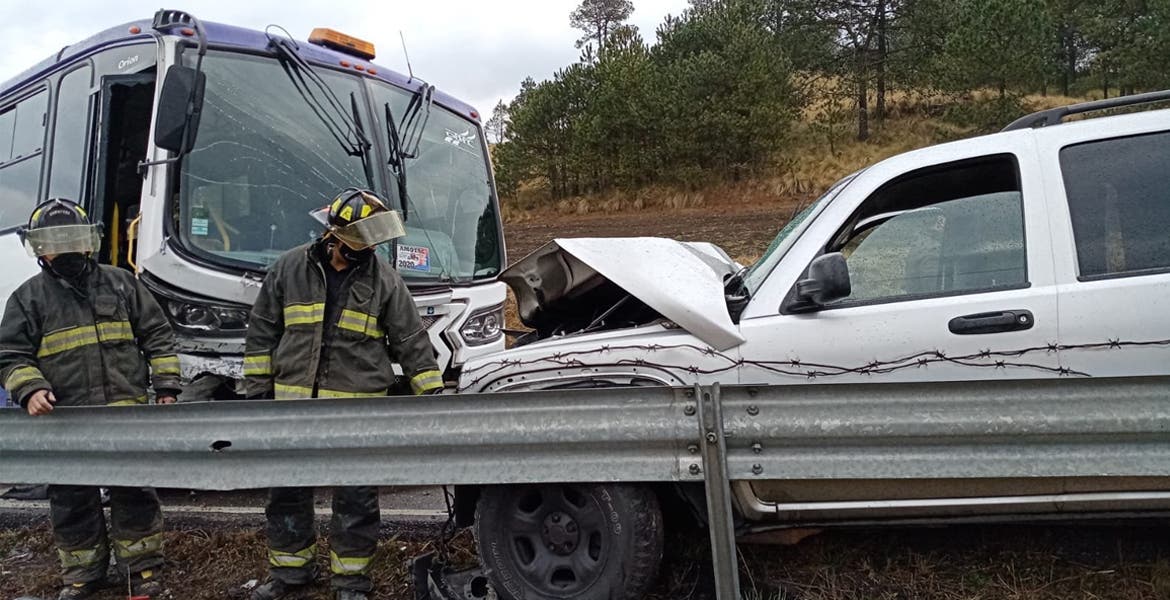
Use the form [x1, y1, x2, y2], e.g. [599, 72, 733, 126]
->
[455, 93, 1170, 600]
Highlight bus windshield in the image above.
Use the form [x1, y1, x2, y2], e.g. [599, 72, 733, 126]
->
[371, 81, 502, 283]
[176, 50, 502, 284]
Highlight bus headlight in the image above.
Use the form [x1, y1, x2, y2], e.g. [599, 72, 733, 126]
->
[163, 300, 250, 335]
[460, 303, 504, 346]
[140, 272, 250, 337]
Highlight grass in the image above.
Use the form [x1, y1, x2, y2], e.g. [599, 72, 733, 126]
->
[0, 523, 481, 600]
[651, 522, 1170, 600]
[6, 515, 1170, 598]
[503, 286, 524, 340]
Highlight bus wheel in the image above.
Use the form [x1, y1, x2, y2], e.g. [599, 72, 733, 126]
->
[474, 483, 663, 600]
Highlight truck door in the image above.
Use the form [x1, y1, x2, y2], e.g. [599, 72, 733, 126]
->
[1038, 122, 1170, 377]
[737, 147, 1062, 384]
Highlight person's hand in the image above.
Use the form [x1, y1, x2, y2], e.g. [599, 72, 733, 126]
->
[157, 395, 177, 405]
[26, 389, 56, 416]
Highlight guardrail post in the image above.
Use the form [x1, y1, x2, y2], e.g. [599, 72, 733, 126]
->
[698, 383, 741, 600]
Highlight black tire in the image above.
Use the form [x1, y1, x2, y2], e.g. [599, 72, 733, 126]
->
[474, 483, 664, 600]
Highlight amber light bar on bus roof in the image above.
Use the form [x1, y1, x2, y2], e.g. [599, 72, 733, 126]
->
[308, 28, 376, 60]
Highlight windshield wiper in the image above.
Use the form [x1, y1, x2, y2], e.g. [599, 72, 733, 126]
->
[582, 295, 633, 334]
[268, 35, 376, 190]
[349, 93, 375, 193]
[399, 83, 434, 159]
[382, 81, 435, 220]
[384, 103, 409, 221]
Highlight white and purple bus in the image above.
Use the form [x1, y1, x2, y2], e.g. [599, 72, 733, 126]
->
[0, 10, 507, 399]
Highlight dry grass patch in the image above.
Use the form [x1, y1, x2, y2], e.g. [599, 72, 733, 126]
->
[651, 523, 1170, 600]
[0, 524, 481, 600]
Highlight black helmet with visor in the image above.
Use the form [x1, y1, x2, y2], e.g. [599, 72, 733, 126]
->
[20, 199, 101, 258]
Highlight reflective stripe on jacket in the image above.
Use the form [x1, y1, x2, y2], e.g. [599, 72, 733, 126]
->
[0, 264, 181, 407]
[244, 241, 442, 399]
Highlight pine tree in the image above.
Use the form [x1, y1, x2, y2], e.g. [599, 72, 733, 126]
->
[570, 0, 635, 57]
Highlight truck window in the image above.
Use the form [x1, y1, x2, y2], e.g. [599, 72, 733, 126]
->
[0, 90, 48, 230]
[831, 155, 1026, 304]
[1061, 131, 1170, 280]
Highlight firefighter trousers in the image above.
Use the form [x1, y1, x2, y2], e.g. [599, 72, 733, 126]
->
[47, 485, 164, 585]
[265, 486, 380, 592]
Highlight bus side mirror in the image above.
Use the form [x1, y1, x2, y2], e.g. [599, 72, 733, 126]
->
[154, 65, 205, 154]
[795, 252, 851, 307]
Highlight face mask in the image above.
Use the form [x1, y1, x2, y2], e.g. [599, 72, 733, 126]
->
[49, 253, 91, 280]
[339, 245, 375, 265]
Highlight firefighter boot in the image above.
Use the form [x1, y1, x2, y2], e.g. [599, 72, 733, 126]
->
[249, 578, 312, 600]
[130, 569, 165, 597]
[56, 581, 102, 600]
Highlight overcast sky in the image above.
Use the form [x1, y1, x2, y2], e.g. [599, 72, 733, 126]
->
[0, 0, 690, 116]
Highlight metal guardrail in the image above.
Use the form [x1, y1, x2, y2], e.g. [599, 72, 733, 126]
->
[697, 384, 741, 599]
[0, 386, 701, 490]
[722, 375, 1170, 482]
[2, 376, 1169, 489]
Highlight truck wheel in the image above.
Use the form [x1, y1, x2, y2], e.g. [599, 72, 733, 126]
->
[474, 483, 663, 600]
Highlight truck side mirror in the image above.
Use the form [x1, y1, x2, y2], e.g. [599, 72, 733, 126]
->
[154, 65, 205, 154]
[795, 252, 851, 307]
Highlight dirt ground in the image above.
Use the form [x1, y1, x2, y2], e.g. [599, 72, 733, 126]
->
[503, 202, 804, 265]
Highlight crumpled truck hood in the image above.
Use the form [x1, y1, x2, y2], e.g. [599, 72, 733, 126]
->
[502, 237, 746, 351]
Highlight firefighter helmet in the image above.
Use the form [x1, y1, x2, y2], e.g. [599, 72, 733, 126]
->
[310, 188, 405, 249]
[20, 199, 101, 258]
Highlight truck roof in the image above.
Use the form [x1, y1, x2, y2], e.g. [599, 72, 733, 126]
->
[0, 17, 479, 119]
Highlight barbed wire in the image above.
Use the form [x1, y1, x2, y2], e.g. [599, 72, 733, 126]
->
[459, 338, 1170, 390]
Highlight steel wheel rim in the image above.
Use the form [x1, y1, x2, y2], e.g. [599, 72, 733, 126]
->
[503, 485, 611, 595]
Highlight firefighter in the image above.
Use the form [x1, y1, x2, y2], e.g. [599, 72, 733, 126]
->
[0, 199, 179, 599]
[244, 188, 443, 600]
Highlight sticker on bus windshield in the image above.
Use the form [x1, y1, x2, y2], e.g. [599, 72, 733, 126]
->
[444, 129, 477, 148]
[397, 244, 431, 272]
[191, 218, 209, 236]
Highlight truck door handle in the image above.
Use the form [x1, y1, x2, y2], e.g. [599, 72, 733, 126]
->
[948, 310, 1034, 335]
